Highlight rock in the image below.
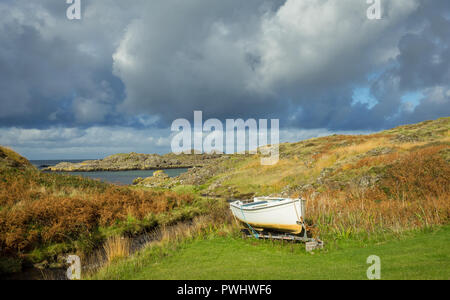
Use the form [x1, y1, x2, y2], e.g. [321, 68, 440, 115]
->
[317, 168, 334, 184]
[367, 147, 394, 156]
[320, 168, 334, 177]
[132, 177, 144, 185]
[153, 170, 169, 178]
[356, 175, 381, 189]
[135, 170, 176, 188]
[394, 134, 421, 143]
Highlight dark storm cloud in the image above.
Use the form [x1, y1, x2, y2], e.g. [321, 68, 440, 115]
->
[265, 0, 450, 131]
[0, 0, 449, 134]
[113, 0, 288, 125]
[360, 0, 450, 129]
[0, 18, 119, 127]
[113, 0, 449, 130]
[0, 0, 132, 128]
[398, 2, 450, 91]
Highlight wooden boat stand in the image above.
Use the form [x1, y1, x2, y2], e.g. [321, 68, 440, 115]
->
[240, 223, 324, 251]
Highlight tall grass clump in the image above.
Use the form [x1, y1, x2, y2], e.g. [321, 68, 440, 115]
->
[306, 146, 450, 239]
[103, 236, 131, 263]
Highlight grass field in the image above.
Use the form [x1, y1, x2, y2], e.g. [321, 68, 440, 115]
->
[92, 226, 450, 280]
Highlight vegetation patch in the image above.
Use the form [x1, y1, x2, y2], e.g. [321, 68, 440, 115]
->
[0, 163, 204, 274]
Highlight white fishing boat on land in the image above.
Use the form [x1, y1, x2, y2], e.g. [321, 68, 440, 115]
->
[229, 197, 306, 234]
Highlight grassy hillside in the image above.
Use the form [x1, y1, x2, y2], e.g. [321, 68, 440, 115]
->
[0, 146, 34, 170]
[132, 118, 450, 236]
[140, 118, 450, 237]
[183, 117, 450, 198]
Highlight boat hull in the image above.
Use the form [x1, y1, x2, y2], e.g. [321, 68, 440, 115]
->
[230, 199, 304, 234]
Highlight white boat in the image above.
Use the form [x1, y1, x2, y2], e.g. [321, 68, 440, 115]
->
[230, 197, 306, 234]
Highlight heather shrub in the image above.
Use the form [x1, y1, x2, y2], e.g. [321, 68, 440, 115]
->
[0, 170, 194, 258]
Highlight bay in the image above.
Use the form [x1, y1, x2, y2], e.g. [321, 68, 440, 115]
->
[30, 160, 188, 185]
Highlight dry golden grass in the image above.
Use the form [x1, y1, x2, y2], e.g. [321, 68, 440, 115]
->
[311, 153, 338, 175]
[307, 191, 449, 237]
[104, 236, 131, 263]
[228, 158, 300, 187]
[393, 136, 450, 151]
[333, 138, 388, 157]
[305, 146, 450, 237]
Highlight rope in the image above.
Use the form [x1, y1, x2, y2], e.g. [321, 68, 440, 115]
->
[239, 204, 259, 239]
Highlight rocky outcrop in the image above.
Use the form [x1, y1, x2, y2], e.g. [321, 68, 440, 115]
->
[132, 156, 233, 189]
[132, 170, 175, 188]
[366, 147, 394, 156]
[43, 152, 225, 172]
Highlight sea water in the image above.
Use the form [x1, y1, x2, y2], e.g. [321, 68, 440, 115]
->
[30, 160, 188, 185]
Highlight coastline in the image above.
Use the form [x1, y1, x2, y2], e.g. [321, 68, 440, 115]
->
[41, 152, 224, 172]
[42, 165, 196, 173]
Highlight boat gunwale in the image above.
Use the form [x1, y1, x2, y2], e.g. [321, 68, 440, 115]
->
[230, 198, 301, 211]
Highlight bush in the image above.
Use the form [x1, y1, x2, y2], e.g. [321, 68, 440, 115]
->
[0, 170, 194, 259]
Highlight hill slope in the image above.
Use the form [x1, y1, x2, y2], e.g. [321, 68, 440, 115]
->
[134, 117, 449, 237]
[140, 117, 450, 199]
[0, 146, 34, 170]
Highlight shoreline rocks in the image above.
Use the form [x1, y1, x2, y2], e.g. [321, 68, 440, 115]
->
[132, 170, 173, 188]
[43, 152, 225, 172]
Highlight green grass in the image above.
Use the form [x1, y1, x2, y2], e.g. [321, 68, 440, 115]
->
[91, 226, 450, 280]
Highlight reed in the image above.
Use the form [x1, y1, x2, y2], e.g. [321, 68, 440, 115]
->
[103, 236, 131, 263]
[306, 146, 450, 238]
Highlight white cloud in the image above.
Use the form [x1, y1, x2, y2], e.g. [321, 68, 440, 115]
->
[250, 0, 419, 92]
[0, 126, 172, 159]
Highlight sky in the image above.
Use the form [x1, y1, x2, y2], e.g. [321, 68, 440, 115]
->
[0, 0, 449, 159]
